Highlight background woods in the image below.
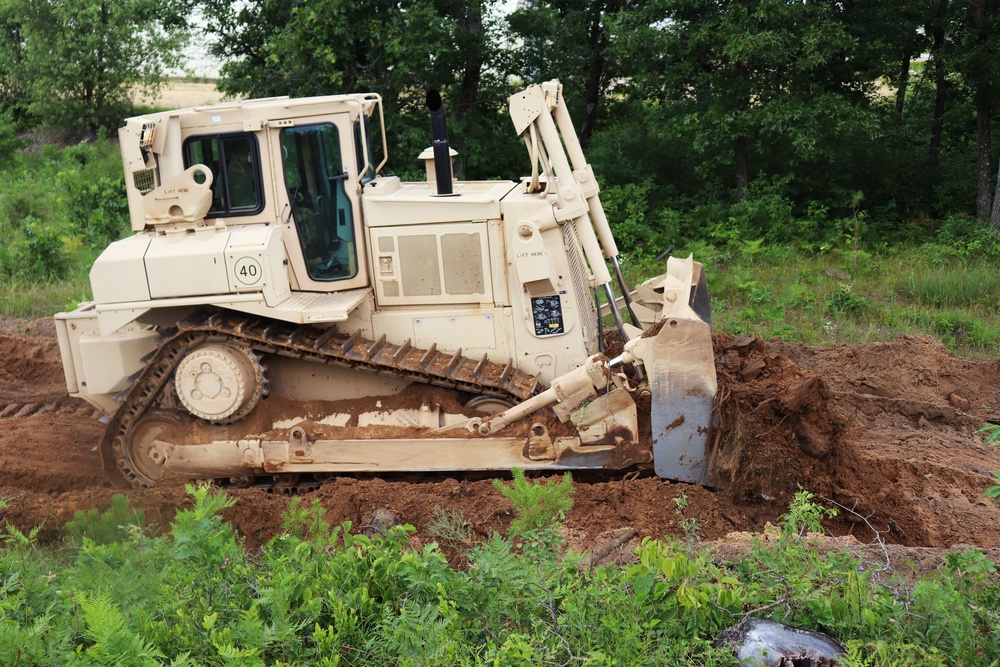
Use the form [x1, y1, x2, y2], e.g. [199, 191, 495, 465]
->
[3, 0, 1000, 243]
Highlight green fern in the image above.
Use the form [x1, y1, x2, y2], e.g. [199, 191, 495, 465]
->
[2, 520, 42, 545]
[493, 468, 574, 535]
[77, 591, 164, 666]
[65, 493, 146, 545]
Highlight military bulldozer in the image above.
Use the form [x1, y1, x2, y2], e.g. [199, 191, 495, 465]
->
[55, 80, 716, 490]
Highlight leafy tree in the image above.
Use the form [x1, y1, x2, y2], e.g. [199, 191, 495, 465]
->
[508, 0, 641, 146]
[200, 0, 521, 179]
[616, 0, 881, 205]
[0, 2, 27, 122]
[0, 0, 192, 134]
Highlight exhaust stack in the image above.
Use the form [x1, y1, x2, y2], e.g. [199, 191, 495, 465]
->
[426, 90, 454, 195]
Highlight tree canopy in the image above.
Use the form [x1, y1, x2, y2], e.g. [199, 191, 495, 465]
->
[0, 0, 192, 134]
[4, 0, 1000, 242]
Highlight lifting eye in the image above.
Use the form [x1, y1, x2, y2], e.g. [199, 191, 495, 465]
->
[518, 224, 534, 239]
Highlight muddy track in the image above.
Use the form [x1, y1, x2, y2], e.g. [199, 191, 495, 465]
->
[2, 316, 999, 562]
[102, 308, 539, 487]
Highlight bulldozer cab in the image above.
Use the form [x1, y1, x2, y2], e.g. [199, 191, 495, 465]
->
[122, 94, 386, 295]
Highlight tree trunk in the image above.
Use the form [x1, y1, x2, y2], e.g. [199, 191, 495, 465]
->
[973, 0, 993, 220]
[895, 51, 911, 119]
[453, 2, 484, 178]
[976, 106, 992, 220]
[456, 6, 483, 121]
[991, 157, 1000, 232]
[579, 1, 608, 147]
[735, 136, 749, 201]
[930, 25, 946, 154]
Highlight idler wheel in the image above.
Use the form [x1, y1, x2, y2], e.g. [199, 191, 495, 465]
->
[174, 341, 263, 422]
[123, 410, 186, 486]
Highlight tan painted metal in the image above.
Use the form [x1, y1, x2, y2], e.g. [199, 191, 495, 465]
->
[173, 341, 263, 421]
[153, 434, 620, 482]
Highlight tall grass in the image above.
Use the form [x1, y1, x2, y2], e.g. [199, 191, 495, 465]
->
[901, 265, 1000, 308]
[672, 243, 1000, 358]
[0, 276, 91, 319]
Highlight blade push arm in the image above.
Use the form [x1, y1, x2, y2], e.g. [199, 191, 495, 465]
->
[508, 81, 639, 330]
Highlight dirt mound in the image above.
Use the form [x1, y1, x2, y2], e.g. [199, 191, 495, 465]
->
[1, 318, 999, 555]
[711, 333, 1000, 547]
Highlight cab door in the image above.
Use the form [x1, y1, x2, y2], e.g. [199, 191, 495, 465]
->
[268, 115, 368, 292]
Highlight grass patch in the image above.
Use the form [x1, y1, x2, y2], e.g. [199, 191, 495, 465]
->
[0, 275, 91, 319]
[694, 243, 1000, 358]
[899, 265, 1000, 308]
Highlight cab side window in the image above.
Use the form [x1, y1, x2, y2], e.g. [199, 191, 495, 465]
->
[184, 134, 263, 216]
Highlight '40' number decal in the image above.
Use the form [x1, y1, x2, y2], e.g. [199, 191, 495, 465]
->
[234, 257, 263, 285]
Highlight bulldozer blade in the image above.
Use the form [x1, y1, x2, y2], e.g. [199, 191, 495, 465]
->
[645, 317, 717, 485]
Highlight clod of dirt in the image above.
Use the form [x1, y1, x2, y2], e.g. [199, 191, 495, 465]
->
[712, 333, 842, 497]
[579, 527, 638, 568]
[778, 376, 836, 458]
[360, 508, 401, 537]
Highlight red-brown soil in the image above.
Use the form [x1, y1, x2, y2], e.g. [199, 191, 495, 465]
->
[2, 317, 999, 568]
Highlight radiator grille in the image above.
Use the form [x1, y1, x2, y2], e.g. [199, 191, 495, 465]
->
[133, 169, 155, 194]
[563, 221, 599, 353]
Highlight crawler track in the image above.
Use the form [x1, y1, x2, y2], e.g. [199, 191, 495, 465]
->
[103, 308, 540, 487]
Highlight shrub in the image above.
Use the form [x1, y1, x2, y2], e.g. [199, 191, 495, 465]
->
[1, 216, 71, 278]
[65, 493, 147, 545]
[825, 282, 868, 315]
[493, 468, 574, 535]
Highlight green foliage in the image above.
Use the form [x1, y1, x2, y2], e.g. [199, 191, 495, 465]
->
[1, 216, 71, 278]
[0, 138, 124, 308]
[279, 496, 330, 541]
[932, 215, 1000, 259]
[425, 507, 474, 551]
[170, 483, 240, 566]
[0, 108, 22, 160]
[0, 0, 191, 133]
[75, 591, 166, 666]
[825, 282, 869, 316]
[2, 491, 1000, 664]
[779, 488, 839, 539]
[493, 468, 575, 535]
[600, 182, 666, 259]
[65, 494, 147, 546]
[671, 492, 703, 545]
[842, 641, 948, 667]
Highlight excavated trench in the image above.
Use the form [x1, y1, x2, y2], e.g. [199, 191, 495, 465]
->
[2, 316, 1000, 568]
